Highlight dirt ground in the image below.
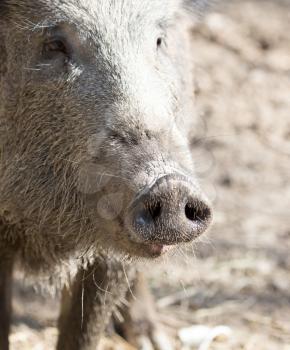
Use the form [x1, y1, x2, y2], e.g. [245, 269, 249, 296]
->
[10, 1, 290, 349]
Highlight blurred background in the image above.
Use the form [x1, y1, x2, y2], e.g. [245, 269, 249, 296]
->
[10, 0, 290, 349]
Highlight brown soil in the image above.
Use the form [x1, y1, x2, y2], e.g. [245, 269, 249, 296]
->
[10, 1, 290, 349]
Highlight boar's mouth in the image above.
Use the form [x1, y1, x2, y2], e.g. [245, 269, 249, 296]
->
[81, 172, 212, 259]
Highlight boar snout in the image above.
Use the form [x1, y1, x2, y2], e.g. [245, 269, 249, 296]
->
[126, 174, 212, 254]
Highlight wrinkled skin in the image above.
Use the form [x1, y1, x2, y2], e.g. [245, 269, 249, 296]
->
[0, 1, 211, 349]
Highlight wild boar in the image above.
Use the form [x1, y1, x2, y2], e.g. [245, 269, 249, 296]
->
[0, 0, 212, 349]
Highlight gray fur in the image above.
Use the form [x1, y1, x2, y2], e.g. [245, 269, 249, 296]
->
[0, 0, 211, 348]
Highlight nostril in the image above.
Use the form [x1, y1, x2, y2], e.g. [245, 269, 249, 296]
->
[148, 201, 162, 220]
[185, 201, 211, 223]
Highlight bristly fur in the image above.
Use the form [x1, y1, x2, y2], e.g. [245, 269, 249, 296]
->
[0, 0, 207, 280]
[0, 1, 212, 347]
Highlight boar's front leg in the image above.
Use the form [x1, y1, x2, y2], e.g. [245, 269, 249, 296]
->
[116, 272, 174, 350]
[57, 257, 134, 350]
[0, 250, 14, 350]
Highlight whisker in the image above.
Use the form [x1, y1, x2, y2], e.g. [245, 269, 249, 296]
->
[81, 270, 85, 330]
[122, 263, 136, 301]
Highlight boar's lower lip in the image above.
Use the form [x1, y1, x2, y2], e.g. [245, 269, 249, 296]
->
[145, 243, 174, 257]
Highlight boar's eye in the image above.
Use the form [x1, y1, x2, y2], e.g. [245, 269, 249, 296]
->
[156, 37, 163, 49]
[42, 38, 70, 61]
